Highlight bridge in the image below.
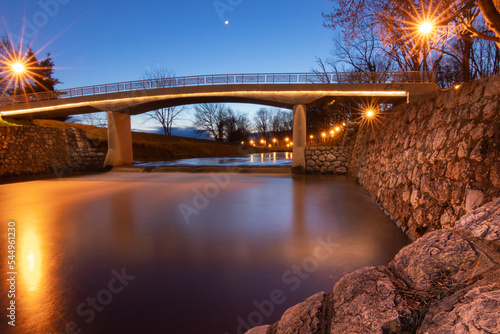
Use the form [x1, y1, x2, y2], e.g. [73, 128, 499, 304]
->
[0, 71, 439, 172]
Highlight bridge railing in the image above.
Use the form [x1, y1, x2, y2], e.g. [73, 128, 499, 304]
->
[0, 71, 435, 106]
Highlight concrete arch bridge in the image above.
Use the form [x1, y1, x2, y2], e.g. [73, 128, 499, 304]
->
[0, 71, 439, 171]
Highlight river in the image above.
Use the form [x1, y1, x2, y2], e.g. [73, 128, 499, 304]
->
[0, 172, 409, 334]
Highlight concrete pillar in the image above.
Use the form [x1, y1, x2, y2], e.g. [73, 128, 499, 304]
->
[104, 111, 133, 167]
[292, 104, 307, 174]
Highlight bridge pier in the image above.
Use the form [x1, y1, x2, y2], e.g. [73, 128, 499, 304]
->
[104, 111, 133, 167]
[292, 104, 306, 174]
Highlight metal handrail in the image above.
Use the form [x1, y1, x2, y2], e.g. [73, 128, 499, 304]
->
[0, 71, 435, 106]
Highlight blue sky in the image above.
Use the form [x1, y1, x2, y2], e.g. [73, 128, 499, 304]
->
[1, 0, 336, 130]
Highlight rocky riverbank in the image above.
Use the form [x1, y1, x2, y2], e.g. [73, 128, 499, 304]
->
[247, 197, 500, 333]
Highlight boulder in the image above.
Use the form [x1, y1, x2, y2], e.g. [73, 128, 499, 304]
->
[245, 325, 270, 334]
[330, 266, 411, 334]
[418, 282, 500, 334]
[455, 197, 500, 247]
[268, 292, 331, 334]
[389, 230, 496, 292]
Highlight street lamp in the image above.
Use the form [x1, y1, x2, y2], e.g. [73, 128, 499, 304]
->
[12, 63, 25, 73]
[365, 109, 375, 118]
[419, 22, 433, 34]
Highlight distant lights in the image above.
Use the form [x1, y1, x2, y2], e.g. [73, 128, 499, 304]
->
[365, 109, 375, 118]
[335, 126, 340, 132]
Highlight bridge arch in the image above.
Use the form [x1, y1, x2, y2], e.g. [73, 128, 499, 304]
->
[0, 72, 439, 172]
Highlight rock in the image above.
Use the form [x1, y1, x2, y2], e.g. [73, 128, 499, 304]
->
[490, 162, 500, 188]
[457, 141, 469, 158]
[269, 292, 330, 334]
[455, 197, 500, 247]
[465, 188, 486, 213]
[335, 167, 347, 174]
[326, 154, 335, 162]
[330, 266, 411, 334]
[418, 282, 500, 334]
[484, 75, 500, 97]
[245, 325, 270, 334]
[389, 230, 495, 292]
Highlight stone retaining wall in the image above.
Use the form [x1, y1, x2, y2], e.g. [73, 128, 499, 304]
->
[349, 74, 500, 239]
[0, 126, 106, 178]
[305, 147, 353, 174]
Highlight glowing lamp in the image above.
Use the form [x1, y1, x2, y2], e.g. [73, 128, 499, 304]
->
[12, 63, 25, 74]
[419, 22, 433, 34]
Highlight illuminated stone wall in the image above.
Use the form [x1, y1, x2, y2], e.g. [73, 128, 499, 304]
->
[305, 147, 353, 174]
[0, 126, 106, 178]
[349, 74, 500, 239]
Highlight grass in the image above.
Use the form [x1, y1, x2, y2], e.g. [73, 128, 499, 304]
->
[30, 119, 268, 161]
[0, 117, 21, 127]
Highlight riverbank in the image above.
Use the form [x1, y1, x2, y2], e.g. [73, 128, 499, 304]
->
[249, 197, 500, 333]
[28, 119, 266, 161]
[0, 118, 275, 179]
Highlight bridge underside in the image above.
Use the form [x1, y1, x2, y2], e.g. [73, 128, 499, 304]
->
[0, 82, 439, 172]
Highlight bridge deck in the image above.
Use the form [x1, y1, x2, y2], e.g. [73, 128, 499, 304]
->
[0, 71, 439, 119]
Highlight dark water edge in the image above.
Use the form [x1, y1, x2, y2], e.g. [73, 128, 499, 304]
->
[0, 173, 409, 334]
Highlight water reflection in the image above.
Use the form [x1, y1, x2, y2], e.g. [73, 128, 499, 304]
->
[0, 173, 409, 334]
[136, 152, 293, 167]
[20, 229, 42, 291]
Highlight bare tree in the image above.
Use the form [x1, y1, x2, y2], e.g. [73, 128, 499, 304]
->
[192, 103, 229, 141]
[254, 108, 273, 139]
[225, 108, 251, 143]
[271, 109, 293, 138]
[142, 68, 186, 135]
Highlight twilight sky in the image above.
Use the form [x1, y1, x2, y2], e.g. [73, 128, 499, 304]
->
[1, 0, 336, 130]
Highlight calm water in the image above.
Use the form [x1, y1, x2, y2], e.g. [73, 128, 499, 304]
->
[136, 152, 293, 167]
[0, 173, 409, 334]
